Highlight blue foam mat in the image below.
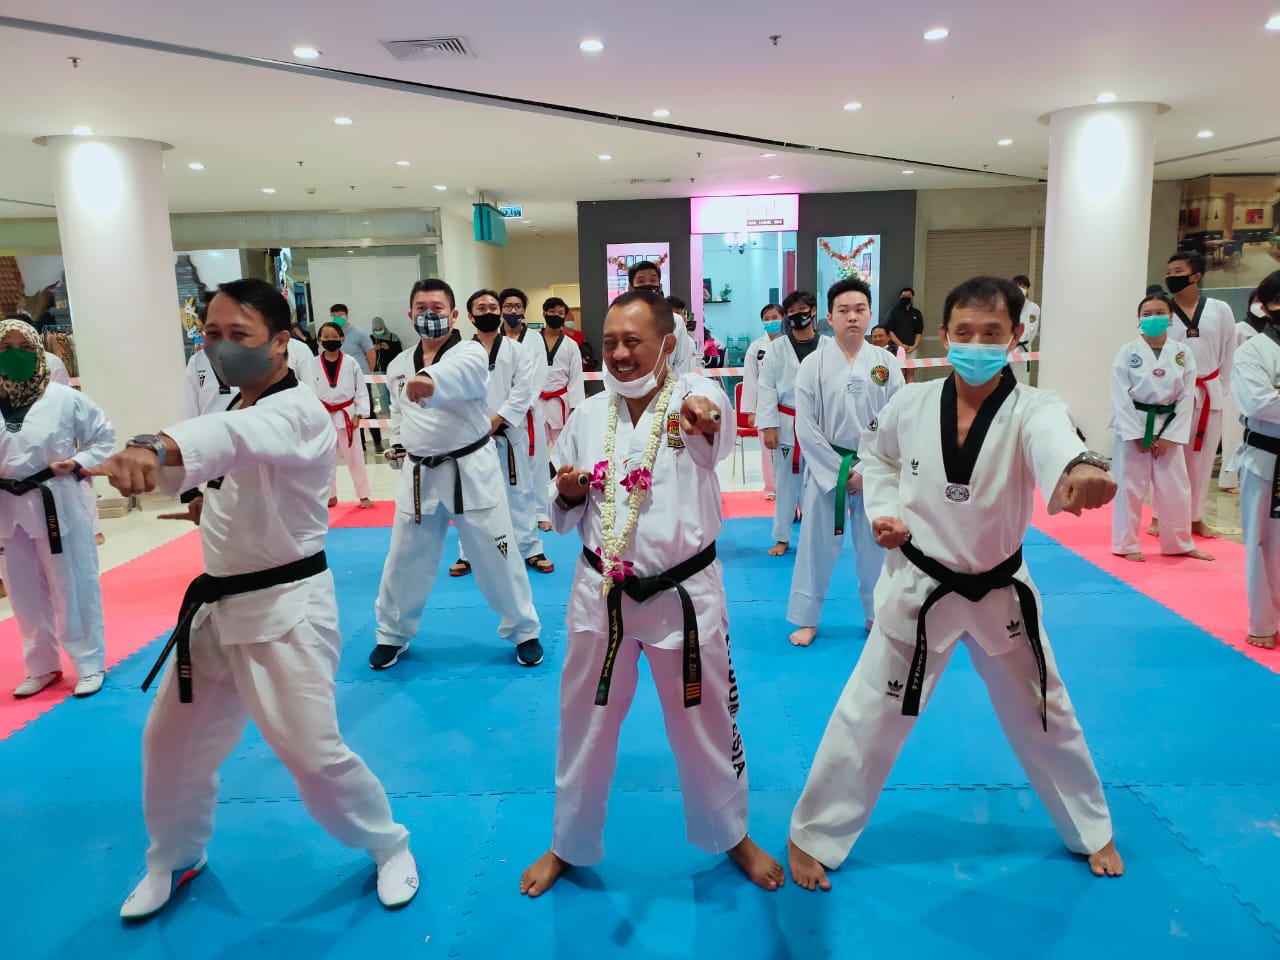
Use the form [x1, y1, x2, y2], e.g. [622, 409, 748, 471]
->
[1, 516, 1277, 957]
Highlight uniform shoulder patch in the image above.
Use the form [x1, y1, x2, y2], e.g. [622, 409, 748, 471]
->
[870, 364, 890, 386]
[1128, 354, 1142, 368]
[1174, 351, 1186, 367]
[666, 412, 684, 448]
[756, 349, 767, 361]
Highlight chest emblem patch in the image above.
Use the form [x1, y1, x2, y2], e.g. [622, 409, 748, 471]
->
[945, 483, 971, 503]
[870, 364, 890, 386]
[666, 412, 684, 449]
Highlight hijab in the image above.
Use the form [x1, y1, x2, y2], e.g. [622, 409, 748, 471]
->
[0, 317, 51, 407]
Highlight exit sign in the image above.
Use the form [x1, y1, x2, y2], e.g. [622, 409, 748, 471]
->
[499, 205, 523, 220]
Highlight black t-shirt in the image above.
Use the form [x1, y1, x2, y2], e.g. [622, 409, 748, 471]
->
[884, 303, 924, 346]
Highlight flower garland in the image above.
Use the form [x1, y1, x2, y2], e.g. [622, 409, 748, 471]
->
[596, 372, 679, 593]
[818, 237, 876, 280]
[607, 251, 670, 270]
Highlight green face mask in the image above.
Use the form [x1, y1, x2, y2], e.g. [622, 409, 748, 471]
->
[330, 315, 348, 327]
[0, 348, 38, 382]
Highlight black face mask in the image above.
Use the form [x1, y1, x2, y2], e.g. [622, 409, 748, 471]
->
[545, 315, 566, 329]
[320, 340, 343, 352]
[899, 296, 912, 309]
[1165, 274, 1194, 295]
[503, 312, 525, 328]
[473, 314, 502, 334]
[637, 284, 663, 295]
[685, 320, 697, 332]
[787, 312, 813, 329]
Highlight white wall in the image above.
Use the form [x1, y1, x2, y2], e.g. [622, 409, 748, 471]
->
[186, 249, 242, 288]
[502, 235, 580, 316]
[438, 209, 505, 337]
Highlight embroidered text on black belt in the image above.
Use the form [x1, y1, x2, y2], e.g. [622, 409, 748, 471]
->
[0, 466, 86, 554]
[494, 426, 519, 486]
[899, 541, 1048, 731]
[143, 551, 329, 704]
[1243, 427, 1280, 519]
[583, 543, 717, 709]
[408, 434, 491, 521]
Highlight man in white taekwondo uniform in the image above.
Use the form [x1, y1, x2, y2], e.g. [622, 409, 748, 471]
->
[787, 280, 904, 648]
[536, 297, 586, 447]
[88, 280, 416, 920]
[787, 276, 1125, 893]
[1219, 299, 1265, 491]
[1011, 275, 1040, 386]
[452, 290, 554, 576]
[519, 289, 785, 898]
[500, 288, 553, 532]
[1229, 270, 1280, 650]
[756, 291, 823, 555]
[628, 262, 697, 376]
[1109, 293, 1213, 563]
[0, 318, 114, 699]
[307, 321, 374, 508]
[1160, 252, 1236, 537]
[369, 279, 544, 670]
[739, 304, 784, 499]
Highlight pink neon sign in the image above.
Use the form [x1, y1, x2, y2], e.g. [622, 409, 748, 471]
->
[690, 194, 799, 234]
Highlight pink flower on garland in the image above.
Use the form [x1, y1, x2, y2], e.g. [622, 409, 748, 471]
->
[620, 466, 653, 494]
[590, 460, 609, 492]
[594, 548, 635, 583]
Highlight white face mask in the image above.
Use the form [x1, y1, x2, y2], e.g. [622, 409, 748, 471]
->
[603, 338, 670, 398]
[1251, 302, 1268, 319]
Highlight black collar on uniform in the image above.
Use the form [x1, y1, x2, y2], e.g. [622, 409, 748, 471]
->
[413, 329, 462, 371]
[544, 330, 565, 365]
[473, 333, 503, 371]
[940, 366, 1017, 485]
[228, 370, 298, 411]
[1172, 298, 1205, 334]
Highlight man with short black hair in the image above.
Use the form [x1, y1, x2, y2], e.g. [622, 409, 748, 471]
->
[882, 287, 924, 383]
[629, 263, 696, 375]
[1011, 276, 1041, 385]
[537, 296, 585, 447]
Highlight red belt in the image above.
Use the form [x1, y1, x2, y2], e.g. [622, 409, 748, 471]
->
[1192, 368, 1220, 452]
[541, 385, 569, 425]
[322, 397, 357, 444]
[777, 403, 801, 474]
[525, 408, 537, 456]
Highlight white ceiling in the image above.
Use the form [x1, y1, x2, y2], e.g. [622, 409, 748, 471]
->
[0, 1, 1277, 236]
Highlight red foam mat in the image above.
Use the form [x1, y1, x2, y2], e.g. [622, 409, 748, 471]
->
[1031, 499, 1273, 672]
[0, 532, 206, 739]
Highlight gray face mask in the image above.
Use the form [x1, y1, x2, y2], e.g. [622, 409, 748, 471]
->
[204, 338, 276, 387]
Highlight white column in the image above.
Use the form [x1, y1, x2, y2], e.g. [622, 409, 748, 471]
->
[1039, 102, 1163, 448]
[40, 135, 186, 449]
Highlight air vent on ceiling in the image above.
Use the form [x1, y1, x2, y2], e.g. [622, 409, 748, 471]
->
[381, 37, 476, 60]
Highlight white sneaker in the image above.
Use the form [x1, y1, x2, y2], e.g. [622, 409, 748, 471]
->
[13, 671, 62, 699]
[375, 848, 419, 909]
[119, 855, 207, 920]
[73, 673, 105, 698]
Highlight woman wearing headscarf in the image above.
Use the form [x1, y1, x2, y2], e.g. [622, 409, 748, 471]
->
[370, 316, 402, 419]
[0, 318, 115, 698]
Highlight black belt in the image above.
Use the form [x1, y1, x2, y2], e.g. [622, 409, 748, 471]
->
[900, 541, 1047, 731]
[142, 551, 329, 703]
[407, 435, 491, 521]
[494, 426, 519, 486]
[1243, 427, 1280, 519]
[0, 466, 84, 554]
[583, 542, 717, 709]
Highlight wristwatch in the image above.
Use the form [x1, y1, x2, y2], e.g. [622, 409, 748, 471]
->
[127, 434, 168, 467]
[1064, 450, 1110, 474]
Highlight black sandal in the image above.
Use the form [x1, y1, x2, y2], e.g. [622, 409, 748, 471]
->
[449, 559, 471, 577]
[525, 553, 555, 574]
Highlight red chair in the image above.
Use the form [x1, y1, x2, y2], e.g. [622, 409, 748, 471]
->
[733, 381, 757, 479]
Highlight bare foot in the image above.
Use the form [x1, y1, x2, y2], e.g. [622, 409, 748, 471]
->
[358, 498, 376, 509]
[1146, 520, 1159, 538]
[787, 837, 831, 892]
[1181, 549, 1214, 561]
[1121, 552, 1145, 563]
[1191, 520, 1218, 539]
[764, 492, 776, 501]
[767, 541, 789, 556]
[789, 626, 818, 647]
[538, 520, 552, 532]
[95, 533, 106, 546]
[1087, 838, 1125, 877]
[327, 497, 339, 508]
[520, 849, 567, 898]
[728, 836, 784, 891]
[1246, 633, 1278, 650]
[1220, 487, 1239, 495]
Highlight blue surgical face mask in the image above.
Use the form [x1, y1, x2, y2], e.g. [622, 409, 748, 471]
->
[762, 320, 782, 336]
[946, 341, 1011, 386]
[1139, 315, 1171, 337]
[413, 310, 451, 339]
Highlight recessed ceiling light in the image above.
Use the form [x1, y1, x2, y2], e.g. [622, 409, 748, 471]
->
[292, 46, 320, 59]
[923, 27, 949, 40]
[652, 108, 670, 118]
[1268, 156, 1279, 160]
[391, 185, 406, 189]
[760, 152, 777, 158]
[997, 139, 1013, 147]
[187, 162, 205, 171]
[597, 153, 613, 161]
[334, 116, 354, 126]
[261, 187, 276, 194]
[1095, 92, 1118, 103]
[432, 184, 447, 191]
[842, 102, 863, 112]
[765, 174, 782, 180]
[361, 220, 370, 225]
[579, 39, 604, 53]
[346, 249, 354, 254]
[902, 169, 915, 175]
[522, 220, 530, 224]
[395, 160, 411, 166]
[1196, 129, 1214, 139]
[1267, 14, 1280, 30]
[71, 126, 94, 136]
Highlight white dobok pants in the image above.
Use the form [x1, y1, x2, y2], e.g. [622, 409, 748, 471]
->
[1111, 437, 1194, 555]
[787, 477, 881, 626]
[1184, 403, 1222, 524]
[331, 424, 371, 501]
[459, 426, 544, 562]
[374, 500, 541, 649]
[1241, 468, 1280, 637]
[770, 413, 803, 544]
[551, 625, 749, 865]
[790, 623, 1113, 869]
[141, 575, 408, 874]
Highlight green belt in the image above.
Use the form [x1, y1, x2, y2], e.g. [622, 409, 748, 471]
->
[833, 444, 859, 536]
[1133, 400, 1176, 449]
